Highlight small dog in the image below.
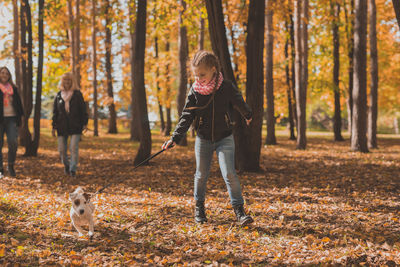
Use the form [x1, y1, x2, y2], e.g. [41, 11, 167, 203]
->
[69, 187, 95, 237]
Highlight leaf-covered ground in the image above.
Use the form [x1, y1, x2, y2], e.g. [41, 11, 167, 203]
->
[1, 129, 400, 266]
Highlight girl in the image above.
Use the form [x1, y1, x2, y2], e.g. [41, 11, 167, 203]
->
[52, 72, 88, 177]
[162, 50, 253, 225]
[0, 67, 24, 177]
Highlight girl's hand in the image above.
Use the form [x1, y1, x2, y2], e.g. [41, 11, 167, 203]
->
[246, 118, 252, 126]
[162, 140, 175, 150]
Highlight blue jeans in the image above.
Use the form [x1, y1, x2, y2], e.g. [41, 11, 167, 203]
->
[58, 134, 80, 172]
[194, 134, 244, 206]
[0, 116, 18, 168]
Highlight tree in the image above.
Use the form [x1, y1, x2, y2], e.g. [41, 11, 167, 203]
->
[265, 0, 276, 145]
[244, 0, 265, 171]
[163, 41, 172, 137]
[344, 0, 355, 135]
[92, 0, 98, 137]
[19, 0, 33, 154]
[332, 0, 344, 141]
[393, 0, 400, 29]
[294, 0, 309, 150]
[351, 0, 368, 152]
[368, 0, 378, 148]
[131, 0, 151, 165]
[177, 0, 189, 146]
[12, 0, 21, 91]
[204, 0, 243, 169]
[154, 37, 165, 133]
[105, 0, 118, 134]
[128, 0, 140, 141]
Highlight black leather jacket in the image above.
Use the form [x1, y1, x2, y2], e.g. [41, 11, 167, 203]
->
[171, 80, 252, 144]
[52, 90, 88, 136]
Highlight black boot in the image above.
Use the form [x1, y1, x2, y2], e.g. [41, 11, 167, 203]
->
[195, 201, 207, 223]
[233, 205, 253, 226]
[8, 164, 16, 177]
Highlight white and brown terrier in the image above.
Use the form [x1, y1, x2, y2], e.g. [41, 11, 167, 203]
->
[69, 187, 95, 237]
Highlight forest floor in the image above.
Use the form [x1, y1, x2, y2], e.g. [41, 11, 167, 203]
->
[1, 129, 400, 266]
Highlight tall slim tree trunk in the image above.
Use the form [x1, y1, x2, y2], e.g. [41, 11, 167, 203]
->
[294, 0, 308, 150]
[332, 0, 344, 141]
[67, 0, 76, 74]
[351, 0, 368, 152]
[284, 22, 296, 140]
[75, 0, 81, 87]
[368, 0, 378, 148]
[30, 0, 44, 156]
[92, 0, 98, 136]
[163, 41, 172, 137]
[265, 0, 276, 145]
[393, 0, 400, 29]
[154, 37, 165, 133]
[289, 6, 298, 135]
[20, 0, 33, 154]
[199, 17, 205, 50]
[177, 0, 188, 146]
[132, 0, 151, 166]
[129, 0, 140, 141]
[345, 0, 355, 135]
[13, 0, 21, 91]
[105, 0, 117, 134]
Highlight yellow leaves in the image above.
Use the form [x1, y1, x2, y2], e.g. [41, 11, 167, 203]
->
[0, 244, 5, 257]
[16, 246, 24, 257]
[321, 237, 331, 243]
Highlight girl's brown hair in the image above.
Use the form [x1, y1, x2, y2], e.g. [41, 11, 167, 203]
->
[0, 67, 15, 87]
[191, 50, 221, 73]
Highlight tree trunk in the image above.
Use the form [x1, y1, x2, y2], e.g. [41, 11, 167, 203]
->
[129, 0, 140, 141]
[289, 4, 298, 135]
[67, 0, 76, 75]
[205, 0, 247, 170]
[92, 0, 98, 137]
[163, 41, 172, 137]
[345, 0, 355, 135]
[243, 0, 265, 170]
[351, 0, 368, 152]
[75, 0, 81, 87]
[199, 17, 205, 50]
[393, 0, 400, 29]
[105, 0, 117, 134]
[332, 0, 344, 141]
[368, 0, 378, 148]
[20, 0, 33, 154]
[177, 0, 189, 146]
[294, 0, 308, 150]
[12, 0, 21, 91]
[30, 0, 44, 156]
[265, 0, 276, 145]
[154, 37, 165, 133]
[132, 0, 151, 166]
[284, 21, 296, 140]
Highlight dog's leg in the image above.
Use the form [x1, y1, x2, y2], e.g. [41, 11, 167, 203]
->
[88, 217, 94, 237]
[72, 221, 85, 237]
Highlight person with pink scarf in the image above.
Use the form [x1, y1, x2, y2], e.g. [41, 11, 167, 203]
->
[52, 72, 88, 177]
[0, 67, 24, 177]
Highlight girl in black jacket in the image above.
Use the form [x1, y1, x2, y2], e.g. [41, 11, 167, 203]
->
[0, 67, 24, 177]
[52, 72, 88, 177]
[162, 51, 254, 225]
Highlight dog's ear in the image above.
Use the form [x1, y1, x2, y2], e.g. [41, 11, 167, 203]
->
[75, 187, 84, 194]
[69, 192, 77, 201]
[83, 192, 91, 201]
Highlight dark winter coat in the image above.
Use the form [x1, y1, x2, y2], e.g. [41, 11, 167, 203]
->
[0, 85, 24, 127]
[52, 90, 88, 136]
[171, 80, 252, 144]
